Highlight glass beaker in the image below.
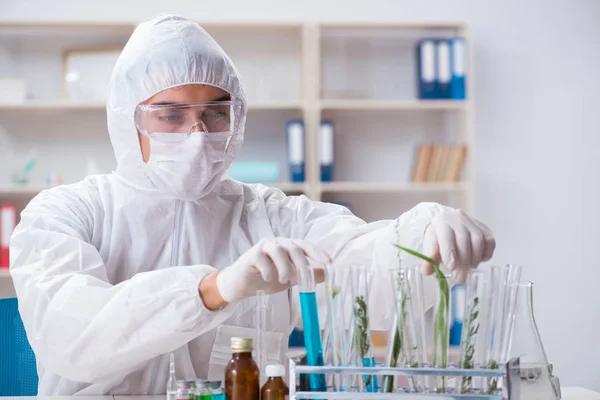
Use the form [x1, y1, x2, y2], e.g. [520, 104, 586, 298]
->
[507, 281, 560, 400]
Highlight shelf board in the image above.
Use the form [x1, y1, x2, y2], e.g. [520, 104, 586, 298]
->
[320, 182, 467, 193]
[0, 101, 303, 112]
[248, 101, 304, 110]
[0, 101, 105, 111]
[0, 183, 307, 195]
[0, 184, 52, 195]
[320, 99, 468, 111]
[265, 182, 307, 192]
[319, 22, 467, 30]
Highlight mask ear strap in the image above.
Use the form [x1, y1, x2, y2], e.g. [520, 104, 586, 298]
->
[224, 136, 233, 153]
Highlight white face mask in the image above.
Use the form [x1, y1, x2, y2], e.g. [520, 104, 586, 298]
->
[144, 133, 239, 201]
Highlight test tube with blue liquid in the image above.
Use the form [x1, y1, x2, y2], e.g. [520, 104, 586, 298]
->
[298, 264, 327, 392]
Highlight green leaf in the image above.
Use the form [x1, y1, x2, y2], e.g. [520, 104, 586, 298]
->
[394, 244, 438, 266]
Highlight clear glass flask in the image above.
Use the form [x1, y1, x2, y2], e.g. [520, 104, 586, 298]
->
[507, 281, 560, 400]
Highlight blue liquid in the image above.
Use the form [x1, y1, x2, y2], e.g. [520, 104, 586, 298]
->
[362, 357, 379, 392]
[299, 291, 327, 391]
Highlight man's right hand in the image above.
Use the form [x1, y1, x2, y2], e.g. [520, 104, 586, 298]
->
[215, 237, 331, 303]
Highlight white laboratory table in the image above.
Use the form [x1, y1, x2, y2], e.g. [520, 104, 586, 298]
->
[2, 388, 600, 399]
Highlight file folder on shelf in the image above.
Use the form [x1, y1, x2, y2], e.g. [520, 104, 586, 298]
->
[319, 121, 335, 182]
[435, 39, 451, 99]
[450, 37, 467, 100]
[417, 39, 436, 99]
[286, 120, 305, 183]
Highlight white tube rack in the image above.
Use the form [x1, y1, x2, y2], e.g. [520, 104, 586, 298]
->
[289, 358, 526, 399]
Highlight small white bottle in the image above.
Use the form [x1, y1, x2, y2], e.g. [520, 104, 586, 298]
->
[166, 353, 177, 400]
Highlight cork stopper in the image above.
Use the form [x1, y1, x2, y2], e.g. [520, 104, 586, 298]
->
[230, 337, 253, 353]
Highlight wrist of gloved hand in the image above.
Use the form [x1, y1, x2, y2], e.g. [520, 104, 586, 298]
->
[199, 271, 229, 310]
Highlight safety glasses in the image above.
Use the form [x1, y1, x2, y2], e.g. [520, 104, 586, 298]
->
[134, 101, 235, 143]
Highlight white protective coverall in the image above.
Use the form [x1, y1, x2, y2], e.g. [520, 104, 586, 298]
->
[10, 14, 454, 395]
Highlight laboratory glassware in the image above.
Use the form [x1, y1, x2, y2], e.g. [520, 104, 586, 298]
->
[384, 265, 428, 393]
[224, 337, 260, 400]
[507, 281, 561, 400]
[167, 353, 177, 400]
[297, 264, 327, 391]
[324, 264, 349, 390]
[348, 265, 378, 392]
[431, 270, 452, 393]
[255, 289, 267, 386]
[260, 364, 290, 400]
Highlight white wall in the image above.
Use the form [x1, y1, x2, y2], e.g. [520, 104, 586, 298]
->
[2, 0, 600, 390]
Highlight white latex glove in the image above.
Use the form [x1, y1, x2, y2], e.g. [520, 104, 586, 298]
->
[422, 210, 495, 284]
[216, 237, 331, 303]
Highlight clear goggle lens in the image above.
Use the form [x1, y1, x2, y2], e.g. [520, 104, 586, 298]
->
[135, 102, 234, 142]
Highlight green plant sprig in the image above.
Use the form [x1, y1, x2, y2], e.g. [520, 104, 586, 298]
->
[354, 295, 372, 387]
[459, 296, 480, 393]
[487, 360, 499, 394]
[382, 327, 402, 392]
[394, 244, 450, 393]
[330, 285, 341, 298]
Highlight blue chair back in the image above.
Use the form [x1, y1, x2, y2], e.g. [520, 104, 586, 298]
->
[0, 297, 38, 395]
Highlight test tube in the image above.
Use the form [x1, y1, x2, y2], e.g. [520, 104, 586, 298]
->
[384, 266, 427, 393]
[297, 264, 327, 392]
[348, 265, 378, 392]
[325, 264, 349, 391]
[484, 264, 522, 394]
[255, 289, 267, 386]
[456, 269, 493, 393]
[499, 264, 523, 362]
[431, 271, 452, 393]
[166, 353, 177, 400]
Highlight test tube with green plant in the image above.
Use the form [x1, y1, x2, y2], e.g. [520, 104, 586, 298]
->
[349, 265, 378, 392]
[456, 270, 492, 393]
[393, 244, 450, 393]
[382, 265, 427, 393]
[324, 265, 349, 391]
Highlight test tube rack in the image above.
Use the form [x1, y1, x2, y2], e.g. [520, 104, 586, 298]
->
[288, 357, 559, 399]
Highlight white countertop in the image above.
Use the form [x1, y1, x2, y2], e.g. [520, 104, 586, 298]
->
[1, 387, 599, 399]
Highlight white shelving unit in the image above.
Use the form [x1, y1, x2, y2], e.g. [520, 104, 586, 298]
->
[0, 20, 474, 222]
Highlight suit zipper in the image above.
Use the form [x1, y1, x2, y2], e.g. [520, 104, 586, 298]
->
[150, 199, 183, 394]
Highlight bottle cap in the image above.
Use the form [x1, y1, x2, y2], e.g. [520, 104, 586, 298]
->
[266, 364, 286, 377]
[195, 379, 208, 389]
[177, 379, 196, 389]
[206, 381, 222, 390]
[230, 337, 253, 353]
